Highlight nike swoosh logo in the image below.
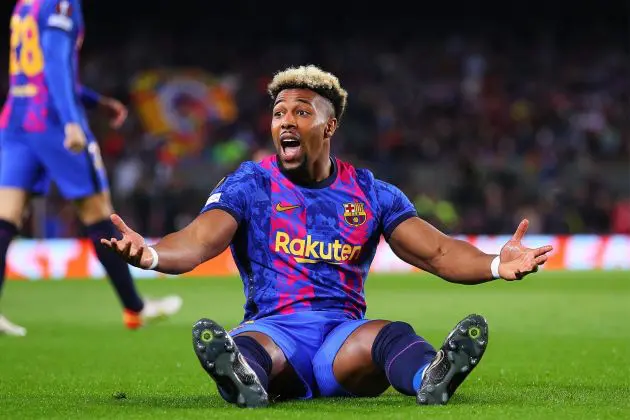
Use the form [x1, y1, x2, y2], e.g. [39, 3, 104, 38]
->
[275, 203, 300, 212]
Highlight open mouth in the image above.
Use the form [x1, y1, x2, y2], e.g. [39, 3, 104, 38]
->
[280, 137, 302, 161]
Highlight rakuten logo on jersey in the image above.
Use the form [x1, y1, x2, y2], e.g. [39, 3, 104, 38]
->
[274, 231, 362, 264]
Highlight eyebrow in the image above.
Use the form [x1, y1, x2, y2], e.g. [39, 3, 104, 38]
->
[274, 98, 314, 106]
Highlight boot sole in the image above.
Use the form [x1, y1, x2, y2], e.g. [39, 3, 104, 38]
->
[417, 314, 489, 405]
[192, 318, 269, 408]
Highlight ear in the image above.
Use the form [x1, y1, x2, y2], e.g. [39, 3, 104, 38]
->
[324, 119, 337, 140]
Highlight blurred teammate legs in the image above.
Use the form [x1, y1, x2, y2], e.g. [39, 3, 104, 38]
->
[0, 187, 183, 335]
[73, 191, 144, 324]
[46, 133, 183, 330]
[0, 130, 182, 336]
[0, 187, 29, 336]
[73, 190, 183, 329]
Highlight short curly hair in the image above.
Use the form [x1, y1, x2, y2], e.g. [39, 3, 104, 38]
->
[267, 65, 348, 122]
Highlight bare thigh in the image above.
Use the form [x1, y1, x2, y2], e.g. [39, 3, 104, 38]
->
[332, 320, 392, 397]
[73, 191, 113, 225]
[0, 187, 29, 227]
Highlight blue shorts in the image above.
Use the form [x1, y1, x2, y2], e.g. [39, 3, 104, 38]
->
[229, 311, 371, 399]
[0, 128, 108, 199]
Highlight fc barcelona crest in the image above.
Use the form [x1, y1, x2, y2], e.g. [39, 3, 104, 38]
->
[343, 202, 367, 226]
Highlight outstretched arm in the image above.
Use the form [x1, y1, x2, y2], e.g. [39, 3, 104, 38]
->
[102, 161, 258, 273]
[100, 209, 237, 275]
[78, 85, 128, 129]
[388, 218, 553, 284]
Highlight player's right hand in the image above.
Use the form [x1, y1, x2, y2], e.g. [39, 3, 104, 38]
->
[100, 214, 154, 269]
[498, 219, 553, 280]
[63, 123, 87, 153]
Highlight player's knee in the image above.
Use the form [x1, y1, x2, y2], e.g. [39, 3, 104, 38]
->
[74, 192, 113, 225]
[329, 320, 392, 397]
[371, 321, 415, 366]
[336, 320, 392, 366]
[0, 212, 22, 228]
[0, 188, 29, 227]
[348, 320, 394, 355]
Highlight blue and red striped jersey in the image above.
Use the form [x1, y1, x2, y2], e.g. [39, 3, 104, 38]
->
[1, 0, 93, 133]
[201, 155, 418, 322]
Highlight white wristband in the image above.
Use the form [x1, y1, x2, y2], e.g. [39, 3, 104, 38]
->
[490, 255, 501, 279]
[146, 246, 159, 270]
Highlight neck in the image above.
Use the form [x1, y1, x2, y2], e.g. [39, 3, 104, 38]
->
[280, 153, 333, 186]
[309, 141, 332, 182]
[310, 153, 333, 183]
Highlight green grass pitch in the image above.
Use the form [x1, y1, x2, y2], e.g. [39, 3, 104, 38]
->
[1, 271, 629, 419]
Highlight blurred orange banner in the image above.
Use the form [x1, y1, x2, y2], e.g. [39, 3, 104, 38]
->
[5, 235, 629, 280]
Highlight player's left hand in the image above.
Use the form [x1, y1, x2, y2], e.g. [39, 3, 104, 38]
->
[498, 219, 553, 281]
[99, 97, 128, 129]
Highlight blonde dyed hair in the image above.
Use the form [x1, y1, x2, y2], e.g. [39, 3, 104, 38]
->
[267, 65, 348, 122]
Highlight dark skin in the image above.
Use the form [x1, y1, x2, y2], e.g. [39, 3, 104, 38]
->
[272, 88, 337, 182]
[101, 88, 553, 398]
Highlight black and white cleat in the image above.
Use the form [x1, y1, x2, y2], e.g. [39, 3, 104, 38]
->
[416, 314, 489, 405]
[192, 318, 269, 408]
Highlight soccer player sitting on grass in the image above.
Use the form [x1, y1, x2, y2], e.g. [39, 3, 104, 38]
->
[102, 65, 553, 407]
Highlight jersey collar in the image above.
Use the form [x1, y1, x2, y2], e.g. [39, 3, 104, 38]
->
[276, 156, 338, 189]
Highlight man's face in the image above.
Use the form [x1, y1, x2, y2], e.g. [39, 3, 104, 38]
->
[271, 88, 336, 172]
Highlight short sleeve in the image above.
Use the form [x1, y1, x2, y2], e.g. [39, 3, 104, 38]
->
[41, 0, 79, 33]
[200, 162, 258, 224]
[375, 180, 418, 240]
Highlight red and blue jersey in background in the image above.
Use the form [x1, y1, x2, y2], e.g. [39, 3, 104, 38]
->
[0, 0, 107, 199]
[1, 0, 99, 134]
[201, 155, 418, 322]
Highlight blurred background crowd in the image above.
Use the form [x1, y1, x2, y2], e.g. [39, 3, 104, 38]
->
[1, 1, 629, 237]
